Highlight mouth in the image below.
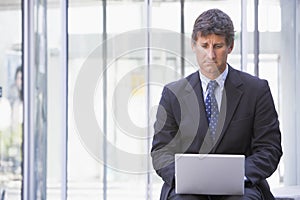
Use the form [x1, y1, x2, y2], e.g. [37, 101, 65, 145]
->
[203, 59, 216, 64]
[204, 62, 217, 66]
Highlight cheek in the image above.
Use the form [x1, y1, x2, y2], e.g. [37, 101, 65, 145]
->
[216, 51, 228, 60]
[196, 51, 205, 61]
[221, 53, 228, 60]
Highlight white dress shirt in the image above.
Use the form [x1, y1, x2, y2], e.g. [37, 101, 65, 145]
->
[199, 65, 229, 111]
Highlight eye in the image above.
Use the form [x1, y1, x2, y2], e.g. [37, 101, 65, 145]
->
[200, 44, 208, 49]
[215, 44, 223, 49]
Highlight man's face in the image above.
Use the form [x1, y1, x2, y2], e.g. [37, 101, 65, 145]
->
[192, 34, 233, 79]
[16, 71, 22, 91]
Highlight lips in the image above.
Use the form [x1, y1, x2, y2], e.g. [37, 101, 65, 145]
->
[204, 62, 217, 66]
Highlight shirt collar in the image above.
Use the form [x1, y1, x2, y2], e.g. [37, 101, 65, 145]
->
[199, 64, 228, 91]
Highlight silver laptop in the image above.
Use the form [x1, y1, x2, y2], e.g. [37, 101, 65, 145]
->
[175, 154, 245, 195]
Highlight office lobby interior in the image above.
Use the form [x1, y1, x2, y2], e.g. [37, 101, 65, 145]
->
[0, 0, 299, 199]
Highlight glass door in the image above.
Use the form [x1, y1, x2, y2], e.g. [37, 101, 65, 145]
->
[0, 1, 23, 199]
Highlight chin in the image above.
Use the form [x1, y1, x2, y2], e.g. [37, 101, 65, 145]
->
[206, 66, 219, 74]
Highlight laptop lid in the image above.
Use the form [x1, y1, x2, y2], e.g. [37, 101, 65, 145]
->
[175, 154, 245, 195]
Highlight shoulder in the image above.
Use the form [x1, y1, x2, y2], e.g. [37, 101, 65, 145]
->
[228, 66, 269, 89]
[163, 71, 199, 95]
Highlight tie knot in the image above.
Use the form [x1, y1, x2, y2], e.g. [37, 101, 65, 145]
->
[207, 80, 218, 93]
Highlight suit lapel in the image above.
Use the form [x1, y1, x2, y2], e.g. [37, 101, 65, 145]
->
[181, 72, 209, 151]
[182, 72, 208, 126]
[211, 67, 244, 152]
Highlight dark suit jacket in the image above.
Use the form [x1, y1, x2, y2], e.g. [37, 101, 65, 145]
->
[151, 65, 282, 200]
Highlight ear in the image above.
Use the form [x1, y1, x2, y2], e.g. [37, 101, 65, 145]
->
[228, 41, 234, 54]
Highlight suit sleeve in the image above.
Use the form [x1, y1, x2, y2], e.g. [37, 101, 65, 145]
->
[245, 80, 282, 185]
[151, 86, 181, 187]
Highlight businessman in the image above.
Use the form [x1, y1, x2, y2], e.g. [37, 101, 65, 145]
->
[151, 9, 282, 200]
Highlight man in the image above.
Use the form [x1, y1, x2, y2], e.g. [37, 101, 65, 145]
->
[151, 9, 282, 200]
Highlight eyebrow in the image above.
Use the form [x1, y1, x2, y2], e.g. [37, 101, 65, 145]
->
[200, 42, 225, 46]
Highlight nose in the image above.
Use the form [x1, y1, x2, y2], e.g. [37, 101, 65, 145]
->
[207, 47, 216, 59]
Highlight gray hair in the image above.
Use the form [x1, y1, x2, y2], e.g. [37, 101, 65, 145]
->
[192, 9, 235, 46]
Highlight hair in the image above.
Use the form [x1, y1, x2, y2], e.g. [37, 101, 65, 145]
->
[14, 66, 23, 100]
[15, 66, 22, 80]
[192, 9, 235, 46]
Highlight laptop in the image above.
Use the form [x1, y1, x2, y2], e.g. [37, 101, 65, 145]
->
[175, 154, 245, 195]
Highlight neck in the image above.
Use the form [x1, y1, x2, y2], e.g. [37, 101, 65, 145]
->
[200, 64, 227, 80]
[201, 70, 220, 80]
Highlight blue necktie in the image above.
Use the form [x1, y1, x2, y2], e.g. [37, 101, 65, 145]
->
[205, 80, 219, 140]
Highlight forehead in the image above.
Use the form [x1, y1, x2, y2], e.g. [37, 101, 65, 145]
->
[196, 33, 226, 44]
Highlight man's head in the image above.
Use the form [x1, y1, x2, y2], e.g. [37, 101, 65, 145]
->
[15, 66, 22, 91]
[191, 9, 235, 79]
[192, 8, 234, 47]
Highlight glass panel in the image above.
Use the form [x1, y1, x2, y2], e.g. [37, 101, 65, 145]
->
[69, 1, 151, 199]
[258, 0, 282, 188]
[150, 2, 184, 199]
[278, 0, 300, 186]
[46, 1, 66, 199]
[0, 2, 22, 199]
[33, 0, 48, 199]
[152, 1, 181, 32]
[23, 0, 48, 199]
[106, 1, 147, 199]
[68, 1, 103, 199]
[243, 0, 255, 75]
